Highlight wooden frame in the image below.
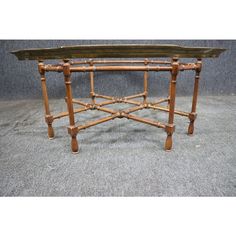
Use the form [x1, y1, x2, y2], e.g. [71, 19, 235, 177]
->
[37, 58, 203, 153]
[11, 44, 226, 154]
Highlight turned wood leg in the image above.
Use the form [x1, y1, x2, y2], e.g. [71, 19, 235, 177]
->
[68, 126, 79, 153]
[164, 57, 179, 151]
[167, 77, 171, 108]
[63, 59, 79, 153]
[165, 135, 172, 149]
[188, 58, 202, 135]
[89, 60, 96, 105]
[165, 125, 175, 151]
[45, 115, 54, 139]
[143, 59, 149, 104]
[38, 60, 54, 139]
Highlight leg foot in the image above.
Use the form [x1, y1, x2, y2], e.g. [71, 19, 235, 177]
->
[47, 124, 55, 139]
[188, 113, 197, 135]
[71, 136, 79, 153]
[164, 134, 172, 151]
[188, 121, 194, 135]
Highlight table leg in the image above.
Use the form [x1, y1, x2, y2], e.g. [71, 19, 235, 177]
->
[63, 59, 79, 153]
[188, 59, 202, 135]
[38, 61, 54, 139]
[167, 77, 171, 108]
[89, 60, 96, 105]
[143, 59, 148, 104]
[164, 57, 179, 151]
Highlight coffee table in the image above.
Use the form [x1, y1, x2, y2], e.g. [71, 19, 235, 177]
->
[11, 44, 226, 153]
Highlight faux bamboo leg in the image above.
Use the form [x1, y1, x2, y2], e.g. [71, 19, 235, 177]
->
[38, 61, 54, 139]
[143, 59, 148, 104]
[89, 60, 95, 105]
[63, 59, 79, 153]
[188, 59, 202, 135]
[167, 77, 171, 108]
[164, 57, 179, 151]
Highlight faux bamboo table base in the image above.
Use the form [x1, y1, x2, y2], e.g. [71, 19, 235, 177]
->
[11, 44, 225, 153]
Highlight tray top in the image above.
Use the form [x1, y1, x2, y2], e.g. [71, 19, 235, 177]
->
[11, 44, 226, 60]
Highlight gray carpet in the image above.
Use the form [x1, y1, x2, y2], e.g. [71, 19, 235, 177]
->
[0, 96, 235, 196]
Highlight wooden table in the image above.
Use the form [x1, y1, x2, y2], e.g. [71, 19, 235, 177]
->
[11, 44, 226, 154]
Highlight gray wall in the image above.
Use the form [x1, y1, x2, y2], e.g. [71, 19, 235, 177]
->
[0, 40, 235, 100]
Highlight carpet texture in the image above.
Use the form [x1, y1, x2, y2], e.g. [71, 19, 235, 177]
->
[0, 96, 235, 196]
